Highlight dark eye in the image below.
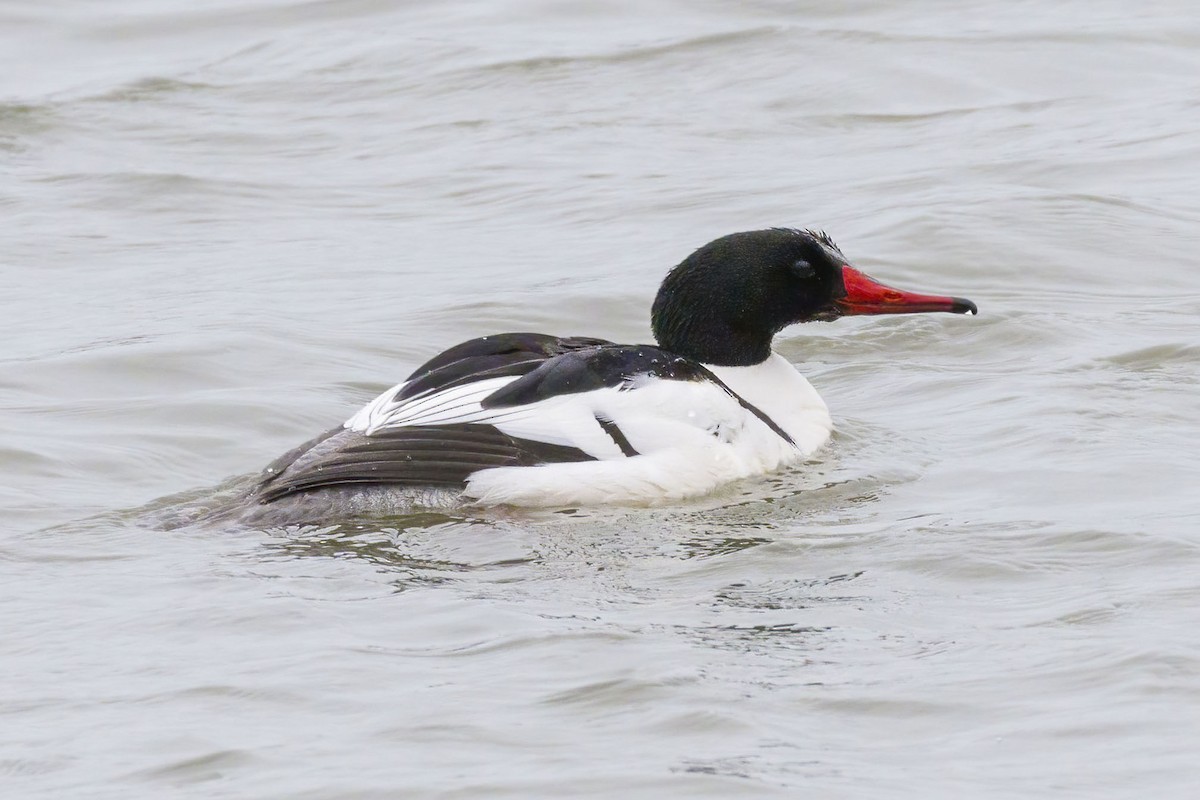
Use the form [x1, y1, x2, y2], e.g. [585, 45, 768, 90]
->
[792, 259, 817, 280]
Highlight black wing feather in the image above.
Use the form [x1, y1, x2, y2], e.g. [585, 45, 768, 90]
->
[254, 332, 616, 505]
[253, 423, 595, 504]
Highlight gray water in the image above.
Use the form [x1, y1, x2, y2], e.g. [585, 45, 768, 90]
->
[4, 1, 1199, 797]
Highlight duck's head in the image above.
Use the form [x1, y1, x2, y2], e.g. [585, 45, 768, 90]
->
[650, 228, 977, 367]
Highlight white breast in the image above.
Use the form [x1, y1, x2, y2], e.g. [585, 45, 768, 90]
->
[705, 352, 832, 456]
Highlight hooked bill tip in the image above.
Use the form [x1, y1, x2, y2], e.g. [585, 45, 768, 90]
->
[952, 297, 978, 316]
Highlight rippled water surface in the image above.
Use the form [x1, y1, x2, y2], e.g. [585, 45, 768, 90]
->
[4, 1, 1199, 797]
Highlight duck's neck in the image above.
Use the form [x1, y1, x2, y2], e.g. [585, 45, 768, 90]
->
[651, 312, 774, 367]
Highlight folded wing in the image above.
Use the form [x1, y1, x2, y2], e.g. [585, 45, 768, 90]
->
[251, 333, 781, 505]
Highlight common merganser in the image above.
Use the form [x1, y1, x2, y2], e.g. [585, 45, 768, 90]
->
[250, 228, 976, 510]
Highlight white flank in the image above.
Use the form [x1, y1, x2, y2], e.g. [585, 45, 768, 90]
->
[705, 352, 832, 456]
[464, 352, 833, 507]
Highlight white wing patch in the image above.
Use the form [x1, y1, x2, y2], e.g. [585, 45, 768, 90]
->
[344, 376, 632, 458]
[345, 377, 522, 432]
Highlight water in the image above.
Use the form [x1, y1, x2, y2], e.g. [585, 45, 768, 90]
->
[4, 1, 1199, 796]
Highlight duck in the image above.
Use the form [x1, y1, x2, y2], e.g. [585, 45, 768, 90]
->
[249, 228, 976, 511]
